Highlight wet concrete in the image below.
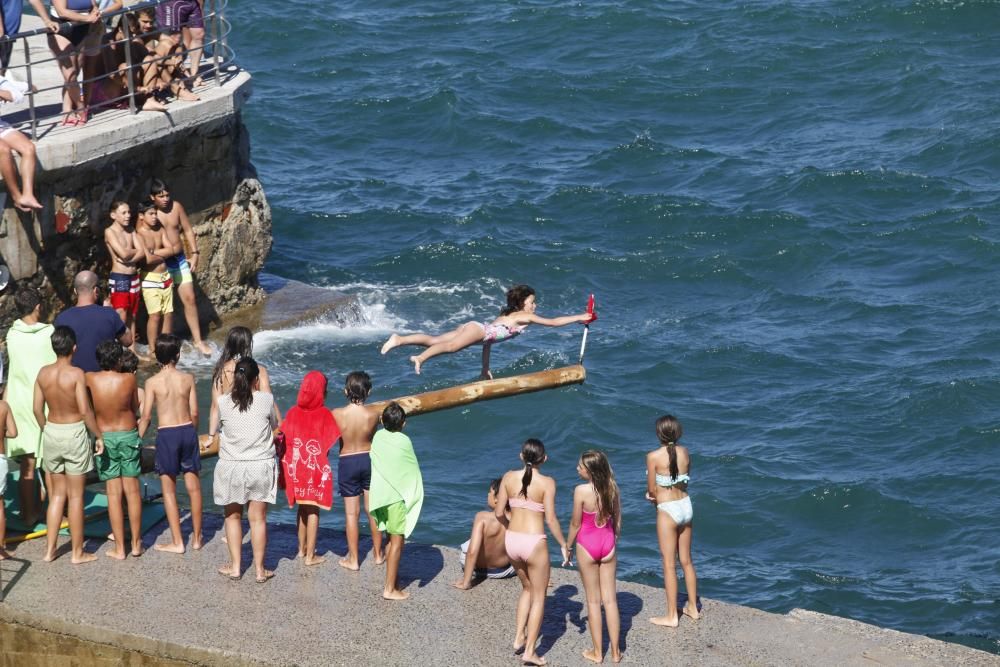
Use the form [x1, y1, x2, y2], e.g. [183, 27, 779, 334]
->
[0, 514, 995, 666]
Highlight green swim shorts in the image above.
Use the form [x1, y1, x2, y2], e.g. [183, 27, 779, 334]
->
[41, 421, 93, 476]
[373, 500, 407, 536]
[96, 429, 142, 481]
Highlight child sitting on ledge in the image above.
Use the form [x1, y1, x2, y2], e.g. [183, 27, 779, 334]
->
[0, 74, 42, 211]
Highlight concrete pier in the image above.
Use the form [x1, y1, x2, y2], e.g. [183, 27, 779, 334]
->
[0, 515, 994, 666]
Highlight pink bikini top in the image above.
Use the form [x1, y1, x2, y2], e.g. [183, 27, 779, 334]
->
[509, 497, 545, 513]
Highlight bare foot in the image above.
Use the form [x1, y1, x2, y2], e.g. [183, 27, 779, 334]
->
[71, 552, 98, 565]
[374, 551, 387, 565]
[513, 636, 526, 654]
[141, 98, 168, 112]
[294, 551, 304, 560]
[195, 341, 212, 356]
[304, 555, 326, 566]
[521, 653, 546, 666]
[0, 548, 10, 560]
[105, 547, 126, 561]
[218, 564, 241, 580]
[42, 550, 56, 562]
[15, 195, 43, 210]
[338, 557, 360, 571]
[255, 570, 275, 584]
[382, 588, 410, 601]
[381, 334, 399, 354]
[410, 356, 422, 375]
[451, 579, 471, 590]
[131, 543, 145, 557]
[582, 648, 603, 664]
[177, 88, 199, 101]
[611, 650, 623, 664]
[221, 535, 228, 545]
[682, 602, 700, 620]
[190, 534, 203, 550]
[154, 542, 186, 554]
[650, 615, 679, 628]
[191, 75, 204, 88]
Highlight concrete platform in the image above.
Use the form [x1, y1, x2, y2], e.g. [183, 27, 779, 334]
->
[0, 515, 994, 666]
[1, 15, 248, 172]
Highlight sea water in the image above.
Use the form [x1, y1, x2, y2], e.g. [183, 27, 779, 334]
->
[199, 0, 1000, 652]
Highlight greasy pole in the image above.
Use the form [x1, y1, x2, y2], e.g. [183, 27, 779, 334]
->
[160, 364, 587, 469]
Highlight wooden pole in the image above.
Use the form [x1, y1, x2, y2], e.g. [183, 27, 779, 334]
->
[181, 364, 586, 464]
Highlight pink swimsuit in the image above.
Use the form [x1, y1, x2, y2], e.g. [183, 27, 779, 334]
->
[577, 510, 616, 561]
[505, 497, 547, 561]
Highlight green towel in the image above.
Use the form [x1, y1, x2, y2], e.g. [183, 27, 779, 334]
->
[5, 320, 55, 459]
[369, 429, 423, 538]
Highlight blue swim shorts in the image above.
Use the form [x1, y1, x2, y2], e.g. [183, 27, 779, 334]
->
[337, 451, 370, 497]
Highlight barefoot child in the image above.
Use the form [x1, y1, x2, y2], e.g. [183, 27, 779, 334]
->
[280, 370, 340, 566]
[0, 74, 43, 211]
[135, 201, 176, 353]
[0, 395, 18, 560]
[381, 284, 594, 376]
[369, 402, 423, 600]
[104, 201, 145, 349]
[138, 334, 203, 553]
[330, 371, 383, 570]
[87, 340, 144, 559]
[646, 415, 699, 627]
[567, 451, 623, 663]
[453, 477, 514, 589]
[33, 326, 104, 564]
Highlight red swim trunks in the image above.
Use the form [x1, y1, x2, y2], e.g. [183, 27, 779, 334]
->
[109, 272, 140, 316]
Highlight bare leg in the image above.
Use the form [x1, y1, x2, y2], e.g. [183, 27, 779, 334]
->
[453, 519, 486, 589]
[43, 472, 66, 561]
[155, 474, 185, 553]
[248, 500, 272, 582]
[104, 477, 127, 560]
[0, 506, 6, 559]
[18, 455, 39, 527]
[678, 522, 699, 620]
[67, 473, 96, 564]
[363, 489, 384, 564]
[183, 471, 203, 549]
[46, 34, 82, 118]
[576, 545, 604, 663]
[382, 321, 482, 354]
[302, 506, 324, 565]
[339, 495, 361, 570]
[183, 27, 205, 85]
[296, 505, 306, 558]
[1, 133, 42, 210]
[177, 283, 210, 354]
[650, 511, 680, 627]
[219, 503, 242, 577]
[0, 142, 22, 205]
[122, 476, 144, 556]
[512, 562, 531, 652]
[408, 323, 485, 374]
[146, 312, 162, 354]
[598, 554, 622, 662]
[382, 533, 408, 600]
[522, 539, 552, 666]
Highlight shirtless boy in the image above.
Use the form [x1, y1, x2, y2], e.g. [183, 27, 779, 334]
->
[33, 326, 104, 564]
[104, 201, 144, 349]
[150, 179, 210, 355]
[138, 334, 203, 553]
[87, 340, 143, 559]
[135, 200, 176, 354]
[331, 371, 384, 570]
[452, 477, 514, 589]
[0, 395, 18, 560]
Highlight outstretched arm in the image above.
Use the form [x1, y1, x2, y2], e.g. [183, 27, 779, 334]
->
[523, 312, 592, 327]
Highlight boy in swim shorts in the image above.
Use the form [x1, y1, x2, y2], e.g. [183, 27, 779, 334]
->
[104, 201, 145, 350]
[135, 201, 175, 353]
[86, 340, 143, 559]
[369, 402, 423, 601]
[0, 394, 18, 560]
[138, 334, 203, 553]
[453, 477, 515, 589]
[330, 371, 383, 570]
[33, 326, 104, 564]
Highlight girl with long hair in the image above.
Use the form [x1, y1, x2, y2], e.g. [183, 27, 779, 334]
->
[495, 439, 569, 666]
[213, 357, 278, 583]
[381, 284, 594, 377]
[645, 414, 699, 626]
[209, 327, 280, 436]
[566, 450, 622, 663]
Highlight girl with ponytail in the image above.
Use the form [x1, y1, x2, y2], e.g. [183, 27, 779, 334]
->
[213, 357, 279, 583]
[566, 450, 622, 663]
[645, 414, 699, 627]
[495, 438, 569, 665]
[209, 327, 280, 447]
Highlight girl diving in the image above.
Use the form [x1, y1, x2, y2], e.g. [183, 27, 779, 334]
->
[380, 285, 594, 377]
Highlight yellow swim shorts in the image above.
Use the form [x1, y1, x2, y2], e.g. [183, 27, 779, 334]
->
[142, 271, 174, 315]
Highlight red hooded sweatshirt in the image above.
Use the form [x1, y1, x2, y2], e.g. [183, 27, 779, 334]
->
[280, 371, 341, 510]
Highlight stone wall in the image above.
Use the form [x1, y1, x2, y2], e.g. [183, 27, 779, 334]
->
[0, 90, 270, 336]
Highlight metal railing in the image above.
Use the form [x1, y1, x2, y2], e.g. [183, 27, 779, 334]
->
[0, 0, 236, 140]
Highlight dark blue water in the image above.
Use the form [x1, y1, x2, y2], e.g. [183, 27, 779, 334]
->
[219, 0, 1000, 653]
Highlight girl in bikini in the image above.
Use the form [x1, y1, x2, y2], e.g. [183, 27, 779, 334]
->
[645, 414, 700, 627]
[566, 450, 622, 663]
[380, 284, 594, 377]
[495, 439, 569, 666]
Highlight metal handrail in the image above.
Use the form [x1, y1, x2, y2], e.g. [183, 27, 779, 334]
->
[0, 0, 235, 139]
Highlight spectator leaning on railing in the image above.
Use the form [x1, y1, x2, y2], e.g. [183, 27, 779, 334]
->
[0, 0, 55, 74]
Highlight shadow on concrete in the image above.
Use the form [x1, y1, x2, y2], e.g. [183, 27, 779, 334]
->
[0, 555, 31, 600]
[538, 583, 587, 658]
[617, 591, 644, 653]
[398, 543, 445, 591]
